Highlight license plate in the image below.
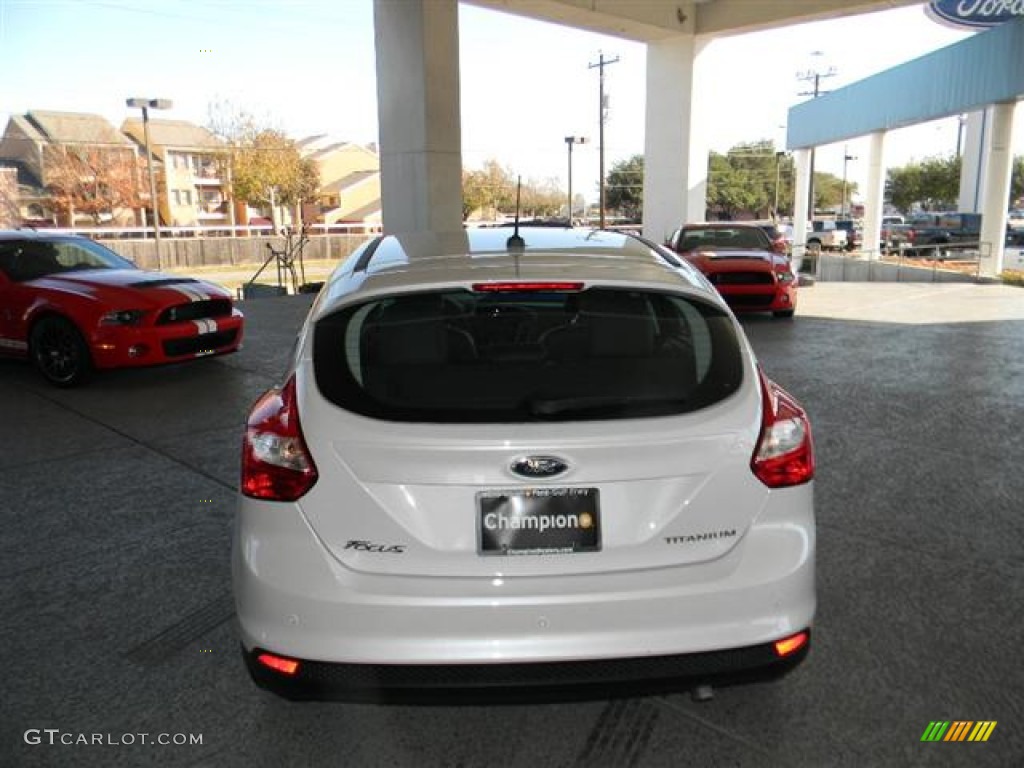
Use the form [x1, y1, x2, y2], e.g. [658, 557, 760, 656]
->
[478, 488, 600, 556]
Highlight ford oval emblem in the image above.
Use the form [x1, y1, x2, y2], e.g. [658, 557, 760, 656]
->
[927, 0, 1022, 29]
[510, 456, 569, 479]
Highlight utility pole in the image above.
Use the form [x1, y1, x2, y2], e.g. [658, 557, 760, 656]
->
[589, 51, 619, 228]
[796, 54, 836, 217]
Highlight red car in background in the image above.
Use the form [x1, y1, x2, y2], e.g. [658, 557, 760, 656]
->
[0, 231, 244, 386]
[665, 223, 797, 319]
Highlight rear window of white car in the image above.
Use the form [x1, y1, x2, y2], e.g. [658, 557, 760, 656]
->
[313, 287, 743, 422]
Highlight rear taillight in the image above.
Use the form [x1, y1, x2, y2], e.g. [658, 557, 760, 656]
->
[241, 375, 318, 501]
[773, 630, 809, 657]
[257, 652, 300, 676]
[751, 369, 814, 488]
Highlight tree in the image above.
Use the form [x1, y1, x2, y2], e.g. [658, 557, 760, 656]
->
[605, 155, 644, 219]
[885, 164, 920, 213]
[706, 141, 801, 219]
[42, 145, 144, 225]
[461, 160, 520, 219]
[812, 172, 852, 212]
[1012, 156, 1024, 206]
[885, 155, 959, 212]
[462, 168, 491, 220]
[707, 153, 758, 218]
[462, 162, 574, 220]
[207, 102, 319, 213]
[229, 129, 319, 207]
[887, 154, 1024, 212]
[519, 176, 563, 217]
[917, 156, 960, 210]
[0, 168, 20, 227]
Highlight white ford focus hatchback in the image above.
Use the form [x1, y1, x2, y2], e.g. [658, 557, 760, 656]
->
[234, 227, 815, 701]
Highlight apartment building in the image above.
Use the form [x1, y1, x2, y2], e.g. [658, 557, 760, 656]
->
[121, 118, 231, 228]
[0, 110, 142, 226]
[298, 136, 381, 227]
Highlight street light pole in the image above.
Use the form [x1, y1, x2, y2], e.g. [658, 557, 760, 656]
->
[564, 136, 587, 225]
[774, 151, 786, 219]
[955, 113, 968, 157]
[126, 97, 172, 269]
[841, 145, 857, 218]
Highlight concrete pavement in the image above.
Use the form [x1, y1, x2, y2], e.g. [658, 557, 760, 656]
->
[2, 283, 1022, 767]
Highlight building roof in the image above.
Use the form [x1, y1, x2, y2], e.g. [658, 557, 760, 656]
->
[340, 199, 382, 222]
[295, 134, 328, 151]
[298, 135, 379, 162]
[297, 135, 353, 156]
[7, 114, 46, 144]
[121, 118, 222, 151]
[25, 110, 134, 147]
[309, 141, 354, 159]
[321, 170, 379, 195]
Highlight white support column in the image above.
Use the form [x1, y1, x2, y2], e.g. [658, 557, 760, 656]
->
[958, 109, 989, 213]
[862, 130, 887, 260]
[978, 101, 1017, 277]
[642, 31, 709, 243]
[373, 0, 462, 235]
[791, 148, 812, 273]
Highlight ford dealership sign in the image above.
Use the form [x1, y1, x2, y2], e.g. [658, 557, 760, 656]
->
[928, 0, 1024, 28]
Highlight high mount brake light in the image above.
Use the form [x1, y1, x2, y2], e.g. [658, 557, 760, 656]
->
[472, 282, 584, 293]
[751, 369, 815, 488]
[241, 375, 319, 501]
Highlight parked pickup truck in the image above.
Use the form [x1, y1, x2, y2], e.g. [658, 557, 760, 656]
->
[806, 220, 848, 252]
[902, 212, 981, 257]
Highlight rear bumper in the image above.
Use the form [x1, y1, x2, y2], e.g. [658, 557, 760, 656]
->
[243, 632, 810, 703]
[233, 485, 816, 699]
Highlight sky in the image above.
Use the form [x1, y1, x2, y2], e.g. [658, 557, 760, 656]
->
[1, 0, 1018, 206]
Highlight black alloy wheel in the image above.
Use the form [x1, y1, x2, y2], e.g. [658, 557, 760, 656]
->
[30, 316, 93, 387]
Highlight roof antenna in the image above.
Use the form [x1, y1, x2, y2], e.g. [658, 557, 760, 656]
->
[506, 176, 525, 250]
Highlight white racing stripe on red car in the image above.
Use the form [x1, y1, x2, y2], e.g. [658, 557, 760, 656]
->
[192, 319, 217, 335]
[171, 285, 209, 303]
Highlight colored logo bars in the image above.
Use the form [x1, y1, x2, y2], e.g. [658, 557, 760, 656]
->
[921, 721, 997, 742]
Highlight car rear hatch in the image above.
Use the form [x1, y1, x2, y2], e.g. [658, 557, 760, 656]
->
[297, 281, 768, 578]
